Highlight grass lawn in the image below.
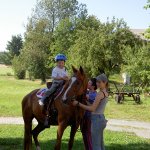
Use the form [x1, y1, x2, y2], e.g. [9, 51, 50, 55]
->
[0, 125, 150, 150]
[0, 76, 43, 116]
[0, 65, 150, 122]
[0, 64, 14, 76]
[0, 65, 150, 150]
[105, 97, 150, 122]
[107, 74, 150, 122]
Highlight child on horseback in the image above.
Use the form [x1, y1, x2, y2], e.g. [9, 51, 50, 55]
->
[39, 54, 69, 106]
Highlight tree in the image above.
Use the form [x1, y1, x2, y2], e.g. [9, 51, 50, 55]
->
[144, 0, 150, 9]
[12, 56, 26, 79]
[49, 17, 78, 68]
[67, 17, 143, 77]
[51, 18, 76, 53]
[0, 52, 12, 65]
[21, 0, 87, 82]
[145, 28, 150, 39]
[32, 0, 87, 32]
[144, 0, 150, 39]
[123, 45, 150, 86]
[22, 19, 52, 83]
[6, 35, 23, 60]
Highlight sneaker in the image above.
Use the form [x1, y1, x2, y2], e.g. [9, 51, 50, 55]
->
[39, 99, 44, 106]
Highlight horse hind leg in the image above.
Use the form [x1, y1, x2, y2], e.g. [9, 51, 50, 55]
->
[24, 120, 32, 150]
[32, 123, 45, 150]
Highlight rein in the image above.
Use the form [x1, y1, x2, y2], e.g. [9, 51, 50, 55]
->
[64, 80, 84, 103]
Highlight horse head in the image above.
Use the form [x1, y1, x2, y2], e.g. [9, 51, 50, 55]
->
[62, 66, 88, 102]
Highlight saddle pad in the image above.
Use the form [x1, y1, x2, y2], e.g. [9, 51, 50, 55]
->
[36, 88, 48, 98]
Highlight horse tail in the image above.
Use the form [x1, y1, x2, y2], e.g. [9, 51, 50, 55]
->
[22, 92, 34, 150]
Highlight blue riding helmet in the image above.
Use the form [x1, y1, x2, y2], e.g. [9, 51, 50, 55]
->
[55, 54, 67, 62]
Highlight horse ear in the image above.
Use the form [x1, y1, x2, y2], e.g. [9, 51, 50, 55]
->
[72, 66, 78, 73]
[79, 66, 84, 75]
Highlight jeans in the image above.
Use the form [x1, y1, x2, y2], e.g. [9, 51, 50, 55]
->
[91, 114, 107, 150]
[40, 81, 63, 103]
[44, 82, 59, 97]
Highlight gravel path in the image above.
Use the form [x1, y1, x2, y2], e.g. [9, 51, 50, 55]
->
[107, 119, 150, 139]
[0, 117, 150, 139]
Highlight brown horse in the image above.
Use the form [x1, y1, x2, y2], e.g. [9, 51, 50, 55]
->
[22, 66, 88, 150]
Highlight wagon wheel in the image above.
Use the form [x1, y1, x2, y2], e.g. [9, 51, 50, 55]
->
[115, 94, 123, 104]
[135, 95, 141, 104]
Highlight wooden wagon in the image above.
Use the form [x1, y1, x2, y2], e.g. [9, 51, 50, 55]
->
[112, 83, 142, 104]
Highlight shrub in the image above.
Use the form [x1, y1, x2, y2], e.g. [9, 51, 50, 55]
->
[12, 56, 26, 79]
[6, 72, 12, 76]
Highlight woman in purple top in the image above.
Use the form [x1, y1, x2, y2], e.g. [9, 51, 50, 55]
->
[81, 78, 97, 150]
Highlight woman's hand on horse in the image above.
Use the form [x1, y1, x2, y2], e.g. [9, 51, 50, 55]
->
[86, 94, 89, 100]
[72, 100, 78, 106]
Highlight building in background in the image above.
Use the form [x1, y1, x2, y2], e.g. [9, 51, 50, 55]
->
[130, 29, 148, 41]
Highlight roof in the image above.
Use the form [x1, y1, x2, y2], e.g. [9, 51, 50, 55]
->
[130, 29, 147, 40]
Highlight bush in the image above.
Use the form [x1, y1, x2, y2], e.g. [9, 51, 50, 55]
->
[0, 52, 12, 65]
[12, 56, 26, 79]
[143, 86, 150, 94]
[15, 70, 26, 79]
[6, 72, 12, 76]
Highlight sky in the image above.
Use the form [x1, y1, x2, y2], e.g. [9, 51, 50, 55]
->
[0, 0, 150, 51]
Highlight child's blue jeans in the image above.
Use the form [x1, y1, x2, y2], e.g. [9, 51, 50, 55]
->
[91, 114, 107, 150]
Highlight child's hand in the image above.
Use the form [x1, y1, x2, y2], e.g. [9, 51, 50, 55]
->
[72, 100, 78, 106]
[63, 76, 69, 81]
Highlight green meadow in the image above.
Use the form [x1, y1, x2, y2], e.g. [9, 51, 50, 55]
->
[0, 65, 150, 122]
[0, 125, 150, 150]
[0, 65, 150, 150]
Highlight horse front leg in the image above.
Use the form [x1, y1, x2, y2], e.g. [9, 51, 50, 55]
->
[55, 122, 67, 150]
[32, 123, 45, 150]
[68, 124, 79, 150]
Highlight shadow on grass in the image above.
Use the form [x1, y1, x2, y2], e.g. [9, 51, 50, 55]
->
[0, 137, 150, 150]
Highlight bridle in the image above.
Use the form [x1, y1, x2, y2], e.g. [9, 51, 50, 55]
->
[63, 77, 87, 103]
